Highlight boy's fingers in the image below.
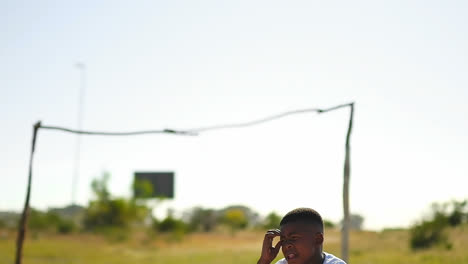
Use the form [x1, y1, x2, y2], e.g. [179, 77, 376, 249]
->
[274, 240, 282, 251]
[265, 229, 280, 237]
[263, 229, 280, 250]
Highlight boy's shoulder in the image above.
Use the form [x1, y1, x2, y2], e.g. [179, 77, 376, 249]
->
[323, 252, 347, 264]
[274, 258, 287, 264]
[274, 252, 346, 264]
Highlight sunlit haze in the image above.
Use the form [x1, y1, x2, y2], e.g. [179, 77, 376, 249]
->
[1, 1, 467, 231]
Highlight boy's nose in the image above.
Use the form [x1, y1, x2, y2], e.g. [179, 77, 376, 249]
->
[283, 241, 293, 249]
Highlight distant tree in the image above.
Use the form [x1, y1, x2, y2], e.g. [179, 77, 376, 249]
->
[132, 179, 154, 199]
[183, 207, 218, 232]
[262, 212, 281, 229]
[350, 214, 364, 230]
[26, 208, 76, 233]
[222, 208, 248, 234]
[91, 172, 111, 201]
[220, 205, 260, 227]
[83, 172, 150, 231]
[340, 214, 364, 230]
[447, 200, 467, 227]
[324, 219, 336, 228]
[0, 212, 19, 229]
[49, 204, 85, 225]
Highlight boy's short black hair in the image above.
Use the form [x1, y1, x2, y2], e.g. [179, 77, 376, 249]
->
[280, 207, 324, 231]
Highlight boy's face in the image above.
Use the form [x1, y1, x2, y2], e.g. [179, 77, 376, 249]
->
[279, 221, 323, 264]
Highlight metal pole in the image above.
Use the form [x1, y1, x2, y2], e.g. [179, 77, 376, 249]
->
[15, 122, 41, 264]
[72, 62, 86, 204]
[341, 103, 354, 263]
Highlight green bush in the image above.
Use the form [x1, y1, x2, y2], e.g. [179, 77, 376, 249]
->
[410, 220, 447, 249]
[447, 200, 467, 226]
[27, 209, 49, 230]
[152, 217, 159, 230]
[158, 216, 187, 233]
[26, 208, 77, 234]
[156, 215, 187, 242]
[409, 199, 467, 250]
[57, 219, 76, 234]
[28, 209, 60, 230]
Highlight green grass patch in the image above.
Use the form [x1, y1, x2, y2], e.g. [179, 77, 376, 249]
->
[1, 227, 467, 264]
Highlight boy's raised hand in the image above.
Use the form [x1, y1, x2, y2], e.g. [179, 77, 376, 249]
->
[257, 229, 282, 264]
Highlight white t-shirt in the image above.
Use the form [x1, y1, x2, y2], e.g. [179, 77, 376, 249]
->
[275, 252, 346, 264]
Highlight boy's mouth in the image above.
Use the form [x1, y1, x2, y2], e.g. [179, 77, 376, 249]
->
[286, 253, 297, 260]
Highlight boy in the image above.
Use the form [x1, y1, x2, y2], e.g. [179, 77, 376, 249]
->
[257, 208, 346, 264]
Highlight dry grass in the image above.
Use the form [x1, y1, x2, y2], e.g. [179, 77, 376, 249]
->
[0, 226, 467, 264]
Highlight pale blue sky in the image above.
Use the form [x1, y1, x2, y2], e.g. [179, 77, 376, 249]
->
[1, 1, 467, 230]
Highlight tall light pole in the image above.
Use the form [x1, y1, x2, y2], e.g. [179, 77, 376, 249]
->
[72, 62, 86, 205]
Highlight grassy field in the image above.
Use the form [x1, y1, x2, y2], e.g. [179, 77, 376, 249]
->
[1, 226, 467, 264]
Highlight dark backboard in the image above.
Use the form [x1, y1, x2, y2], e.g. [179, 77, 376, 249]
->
[133, 172, 174, 198]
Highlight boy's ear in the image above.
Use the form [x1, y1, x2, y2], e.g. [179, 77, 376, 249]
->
[315, 233, 324, 245]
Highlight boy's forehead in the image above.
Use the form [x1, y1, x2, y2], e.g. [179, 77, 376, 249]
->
[280, 220, 317, 235]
